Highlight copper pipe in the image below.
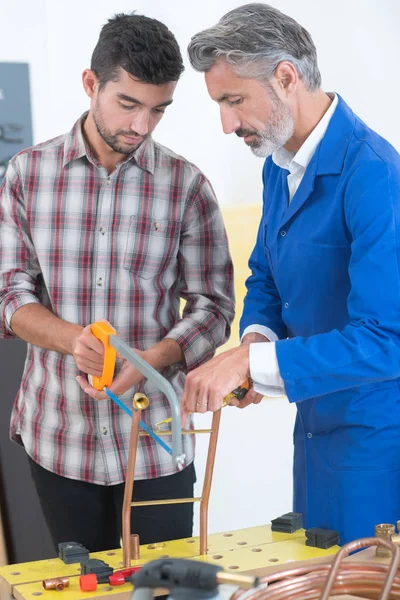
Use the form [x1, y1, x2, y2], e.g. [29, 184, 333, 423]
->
[257, 570, 399, 600]
[132, 497, 202, 507]
[200, 409, 221, 555]
[123, 401, 221, 562]
[122, 408, 141, 568]
[182, 429, 213, 435]
[261, 571, 400, 600]
[42, 577, 70, 590]
[230, 538, 400, 600]
[130, 533, 140, 560]
[140, 429, 212, 435]
[231, 568, 399, 600]
[320, 536, 399, 600]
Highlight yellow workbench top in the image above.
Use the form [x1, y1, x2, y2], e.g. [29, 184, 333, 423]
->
[0, 524, 339, 600]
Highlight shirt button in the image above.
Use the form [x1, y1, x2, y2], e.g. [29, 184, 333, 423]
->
[101, 426, 108, 435]
[307, 432, 312, 439]
[280, 230, 286, 237]
[106, 177, 111, 184]
[284, 302, 289, 308]
[99, 226, 106, 235]
[97, 277, 103, 287]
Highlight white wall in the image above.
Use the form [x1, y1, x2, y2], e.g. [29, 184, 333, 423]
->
[1, 0, 399, 538]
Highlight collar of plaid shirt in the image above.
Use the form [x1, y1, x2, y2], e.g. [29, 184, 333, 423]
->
[0, 113, 234, 485]
[62, 111, 155, 174]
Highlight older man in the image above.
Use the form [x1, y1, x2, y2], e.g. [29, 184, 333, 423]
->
[183, 3, 400, 544]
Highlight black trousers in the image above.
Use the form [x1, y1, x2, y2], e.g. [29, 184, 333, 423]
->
[28, 456, 195, 553]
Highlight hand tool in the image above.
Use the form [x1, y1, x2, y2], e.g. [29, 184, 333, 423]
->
[130, 558, 258, 600]
[154, 381, 250, 430]
[90, 320, 185, 469]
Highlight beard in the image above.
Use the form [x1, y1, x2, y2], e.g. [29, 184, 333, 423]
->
[236, 86, 294, 158]
[92, 100, 147, 155]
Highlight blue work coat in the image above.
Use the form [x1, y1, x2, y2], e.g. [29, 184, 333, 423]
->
[240, 95, 400, 545]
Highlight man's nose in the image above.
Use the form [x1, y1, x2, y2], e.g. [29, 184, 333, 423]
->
[220, 107, 241, 135]
[130, 110, 150, 136]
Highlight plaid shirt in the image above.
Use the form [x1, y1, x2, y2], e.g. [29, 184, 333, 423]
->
[0, 114, 235, 485]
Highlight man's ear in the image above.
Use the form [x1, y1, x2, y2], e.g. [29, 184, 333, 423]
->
[274, 61, 298, 96]
[82, 69, 100, 99]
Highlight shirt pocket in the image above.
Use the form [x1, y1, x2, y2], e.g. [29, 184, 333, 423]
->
[123, 216, 181, 280]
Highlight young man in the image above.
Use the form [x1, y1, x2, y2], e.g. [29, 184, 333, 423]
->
[0, 13, 234, 552]
[184, 3, 400, 545]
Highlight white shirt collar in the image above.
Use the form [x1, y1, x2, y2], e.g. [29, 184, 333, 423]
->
[272, 93, 338, 174]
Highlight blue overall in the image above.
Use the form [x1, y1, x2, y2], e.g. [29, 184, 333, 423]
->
[240, 96, 400, 544]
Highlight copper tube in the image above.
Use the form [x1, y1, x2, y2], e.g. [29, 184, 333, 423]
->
[140, 429, 212, 435]
[122, 408, 141, 568]
[130, 533, 140, 560]
[182, 429, 213, 434]
[231, 566, 400, 600]
[42, 577, 70, 590]
[200, 409, 221, 555]
[320, 536, 399, 600]
[230, 537, 400, 600]
[123, 401, 221, 563]
[154, 402, 230, 432]
[132, 497, 202, 507]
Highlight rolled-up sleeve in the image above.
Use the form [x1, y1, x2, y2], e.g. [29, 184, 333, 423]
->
[166, 175, 235, 370]
[0, 158, 41, 338]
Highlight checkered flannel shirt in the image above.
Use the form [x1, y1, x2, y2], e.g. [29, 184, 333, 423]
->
[0, 114, 235, 484]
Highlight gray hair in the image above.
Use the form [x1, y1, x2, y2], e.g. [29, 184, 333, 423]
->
[187, 3, 321, 91]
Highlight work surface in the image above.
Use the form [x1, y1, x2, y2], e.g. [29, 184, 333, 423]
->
[0, 524, 340, 599]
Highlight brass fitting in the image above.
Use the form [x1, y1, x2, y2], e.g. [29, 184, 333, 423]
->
[133, 393, 149, 410]
[42, 577, 70, 590]
[375, 523, 396, 557]
[391, 533, 400, 545]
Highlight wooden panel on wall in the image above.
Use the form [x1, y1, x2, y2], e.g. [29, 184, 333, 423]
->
[0, 505, 8, 565]
[219, 203, 262, 351]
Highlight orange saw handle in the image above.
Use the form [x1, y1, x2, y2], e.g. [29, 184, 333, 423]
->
[226, 378, 250, 402]
[90, 321, 117, 390]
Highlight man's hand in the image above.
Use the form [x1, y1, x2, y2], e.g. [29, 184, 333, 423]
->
[71, 324, 104, 376]
[227, 331, 268, 408]
[229, 380, 264, 409]
[180, 345, 250, 424]
[75, 336, 183, 401]
[76, 354, 146, 400]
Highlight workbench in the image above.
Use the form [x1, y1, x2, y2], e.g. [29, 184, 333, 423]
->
[0, 524, 339, 599]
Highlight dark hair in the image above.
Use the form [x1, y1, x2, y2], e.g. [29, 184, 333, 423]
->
[91, 13, 184, 89]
